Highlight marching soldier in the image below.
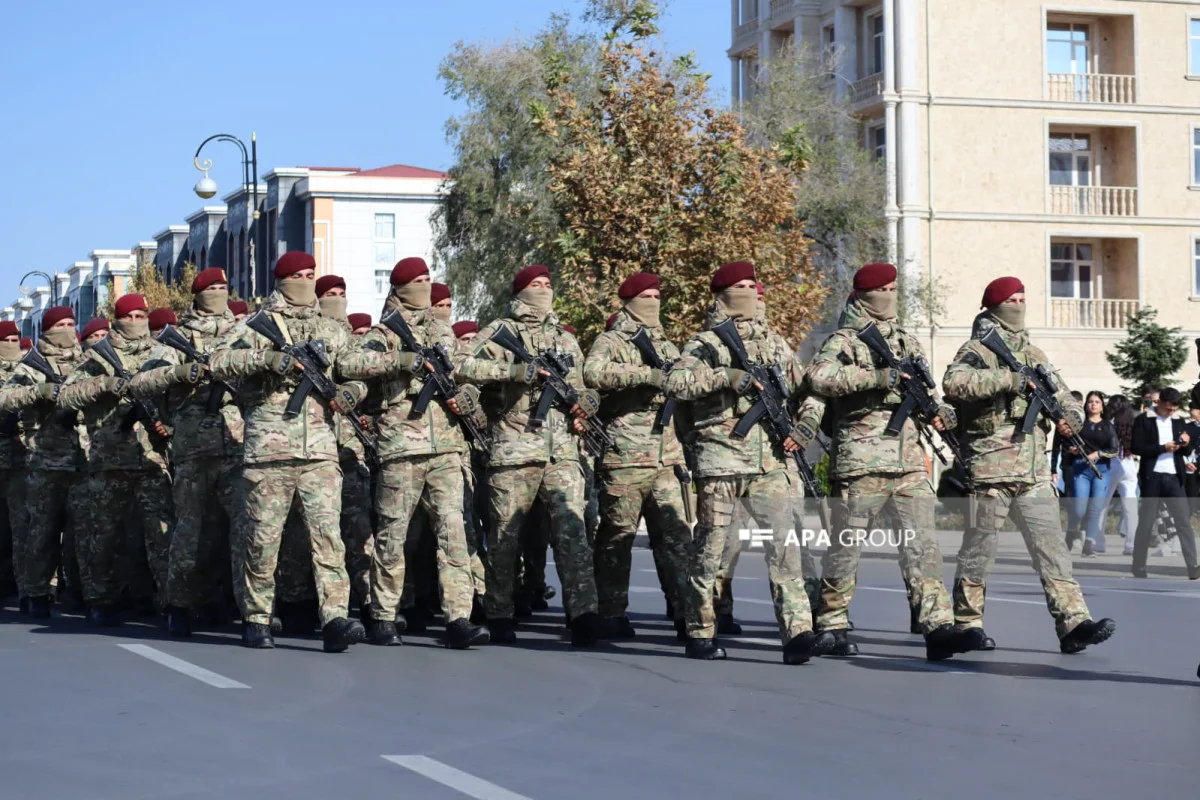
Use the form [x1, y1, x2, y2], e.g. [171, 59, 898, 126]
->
[149, 308, 177, 336]
[349, 314, 373, 336]
[229, 301, 249, 323]
[453, 319, 488, 620]
[583, 272, 691, 639]
[129, 268, 243, 636]
[430, 283, 452, 323]
[808, 263, 982, 660]
[0, 320, 25, 604]
[81, 319, 109, 349]
[943, 277, 1115, 653]
[664, 261, 828, 663]
[456, 264, 604, 646]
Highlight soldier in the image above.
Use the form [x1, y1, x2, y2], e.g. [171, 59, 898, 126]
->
[583, 272, 691, 639]
[229, 301, 249, 323]
[59, 294, 173, 626]
[81, 319, 109, 349]
[0, 321, 24, 604]
[149, 308, 177, 336]
[317, 275, 348, 320]
[453, 319, 488, 620]
[0, 307, 86, 618]
[807, 263, 981, 660]
[664, 261, 828, 663]
[128, 268, 243, 636]
[943, 276, 1116, 653]
[210, 251, 394, 652]
[349, 314, 373, 336]
[456, 264, 603, 646]
[338, 257, 489, 649]
[430, 283, 452, 323]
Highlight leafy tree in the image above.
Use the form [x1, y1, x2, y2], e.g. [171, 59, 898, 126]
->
[539, 0, 827, 347]
[1106, 306, 1188, 396]
[98, 252, 197, 320]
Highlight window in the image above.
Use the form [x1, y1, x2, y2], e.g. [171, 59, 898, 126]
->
[1191, 19, 1200, 75]
[1046, 22, 1091, 75]
[869, 13, 885, 75]
[1050, 242, 1095, 299]
[1194, 238, 1200, 295]
[374, 212, 396, 266]
[1193, 127, 1200, 186]
[1049, 133, 1092, 186]
[375, 269, 391, 295]
[823, 24, 835, 51]
[374, 213, 395, 239]
[868, 123, 886, 162]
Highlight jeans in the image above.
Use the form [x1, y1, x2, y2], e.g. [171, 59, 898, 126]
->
[1071, 457, 1111, 550]
[1100, 456, 1139, 550]
[1060, 461, 1079, 532]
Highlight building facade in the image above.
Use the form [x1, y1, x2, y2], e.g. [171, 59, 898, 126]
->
[731, 0, 1200, 394]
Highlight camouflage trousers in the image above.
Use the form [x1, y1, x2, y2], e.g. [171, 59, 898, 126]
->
[19, 470, 84, 598]
[166, 457, 243, 611]
[461, 452, 487, 596]
[1, 469, 29, 595]
[595, 465, 691, 620]
[341, 458, 374, 607]
[687, 469, 812, 643]
[517, 499, 550, 598]
[582, 457, 599, 547]
[274, 497, 315, 604]
[816, 471, 953, 634]
[955, 479, 1090, 639]
[486, 460, 598, 621]
[79, 468, 172, 608]
[240, 460, 350, 627]
[371, 453, 474, 622]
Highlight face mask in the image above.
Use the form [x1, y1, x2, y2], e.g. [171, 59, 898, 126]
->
[990, 303, 1026, 332]
[195, 289, 229, 315]
[431, 305, 452, 323]
[517, 287, 554, 320]
[624, 297, 661, 328]
[278, 278, 317, 307]
[113, 319, 149, 340]
[717, 287, 758, 322]
[0, 342, 19, 360]
[319, 296, 348, 320]
[859, 290, 898, 321]
[43, 329, 77, 349]
[392, 281, 431, 311]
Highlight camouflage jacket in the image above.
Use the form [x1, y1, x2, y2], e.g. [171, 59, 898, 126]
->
[58, 331, 168, 472]
[808, 299, 930, 480]
[0, 339, 85, 472]
[328, 316, 370, 465]
[663, 302, 818, 479]
[582, 309, 684, 469]
[0, 353, 27, 469]
[209, 291, 391, 466]
[339, 306, 465, 460]
[128, 308, 244, 464]
[455, 299, 583, 467]
[942, 312, 1081, 485]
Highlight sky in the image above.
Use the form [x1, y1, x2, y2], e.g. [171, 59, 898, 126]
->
[0, 0, 730, 299]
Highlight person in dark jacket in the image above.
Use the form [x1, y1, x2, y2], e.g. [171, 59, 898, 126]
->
[1069, 391, 1119, 555]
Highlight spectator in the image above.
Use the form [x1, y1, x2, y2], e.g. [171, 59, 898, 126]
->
[1141, 386, 1160, 416]
[1101, 395, 1140, 556]
[1068, 391, 1117, 556]
[1054, 389, 1086, 548]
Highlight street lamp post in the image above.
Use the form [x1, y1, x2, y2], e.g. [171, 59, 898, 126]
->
[192, 132, 259, 298]
[19, 270, 58, 307]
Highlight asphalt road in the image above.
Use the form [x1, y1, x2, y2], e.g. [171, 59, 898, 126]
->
[2, 544, 1198, 800]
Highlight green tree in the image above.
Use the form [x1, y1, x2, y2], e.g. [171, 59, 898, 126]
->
[1106, 306, 1188, 396]
[98, 253, 196, 320]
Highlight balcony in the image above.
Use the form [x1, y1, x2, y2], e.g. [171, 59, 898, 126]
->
[770, 0, 793, 18]
[1047, 185, 1138, 217]
[735, 19, 758, 41]
[1045, 14, 1135, 105]
[1047, 126, 1138, 217]
[1047, 73, 1136, 104]
[849, 72, 883, 105]
[1050, 298, 1139, 329]
[1049, 237, 1139, 329]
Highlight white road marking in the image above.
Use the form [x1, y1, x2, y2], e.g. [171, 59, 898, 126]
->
[117, 644, 249, 689]
[383, 755, 531, 800]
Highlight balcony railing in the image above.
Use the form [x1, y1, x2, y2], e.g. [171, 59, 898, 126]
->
[735, 20, 758, 41]
[1046, 73, 1137, 104]
[1050, 298, 1140, 329]
[1047, 185, 1138, 216]
[849, 72, 884, 104]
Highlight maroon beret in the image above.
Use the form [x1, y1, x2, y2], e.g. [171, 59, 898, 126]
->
[114, 294, 147, 318]
[191, 267, 228, 294]
[391, 257, 429, 285]
[274, 251, 316, 279]
[347, 313, 372, 330]
[41, 306, 74, 329]
[512, 264, 551, 295]
[605, 312, 618, 331]
[20, 338, 31, 351]
[618, 272, 659, 300]
[315, 274, 346, 297]
[853, 263, 898, 292]
[452, 320, 479, 338]
[431, 283, 451, 304]
[81, 319, 109, 338]
[0, 322, 19, 339]
[756, 282, 764, 297]
[982, 276, 1025, 308]
[228, 301, 248, 316]
[149, 308, 177, 331]
[710, 261, 756, 292]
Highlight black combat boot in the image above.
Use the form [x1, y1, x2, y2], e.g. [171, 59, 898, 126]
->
[27, 595, 51, 620]
[322, 617, 367, 653]
[1059, 618, 1116, 654]
[975, 629, 996, 651]
[829, 630, 858, 656]
[782, 631, 835, 665]
[569, 612, 603, 647]
[470, 594, 488, 625]
[241, 622, 275, 649]
[674, 618, 687, 641]
[443, 618, 490, 649]
[716, 613, 742, 635]
[685, 637, 727, 660]
[664, 598, 674, 621]
[166, 606, 192, 638]
[602, 616, 636, 640]
[366, 611, 402, 645]
[909, 604, 922, 635]
[925, 624, 987, 661]
[398, 606, 428, 633]
[88, 605, 121, 627]
[488, 617, 517, 644]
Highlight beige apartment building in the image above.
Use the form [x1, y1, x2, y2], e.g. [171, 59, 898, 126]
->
[731, 0, 1200, 394]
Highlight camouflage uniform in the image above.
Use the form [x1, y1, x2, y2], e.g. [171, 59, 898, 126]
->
[338, 305, 475, 625]
[333, 319, 375, 608]
[942, 312, 1092, 639]
[455, 338, 489, 598]
[129, 308, 244, 613]
[58, 331, 173, 609]
[455, 300, 599, 622]
[583, 308, 690, 622]
[663, 303, 817, 645]
[0, 339, 86, 602]
[0, 351, 28, 598]
[209, 291, 390, 628]
[807, 298, 956, 633]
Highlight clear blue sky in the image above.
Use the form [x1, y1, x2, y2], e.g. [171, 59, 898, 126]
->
[0, 0, 730, 297]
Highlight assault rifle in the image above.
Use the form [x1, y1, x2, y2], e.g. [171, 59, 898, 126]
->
[629, 327, 676, 434]
[156, 324, 233, 414]
[379, 309, 489, 452]
[245, 310, 379, 469]
[488, 325, 612, 458]
[978, 327, 1101, 479]
[91, 336, 166, 436]
[20, 347, 65, 386]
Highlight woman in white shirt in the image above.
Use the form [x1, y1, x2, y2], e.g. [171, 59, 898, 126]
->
[1101, 396, 1139, 555]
